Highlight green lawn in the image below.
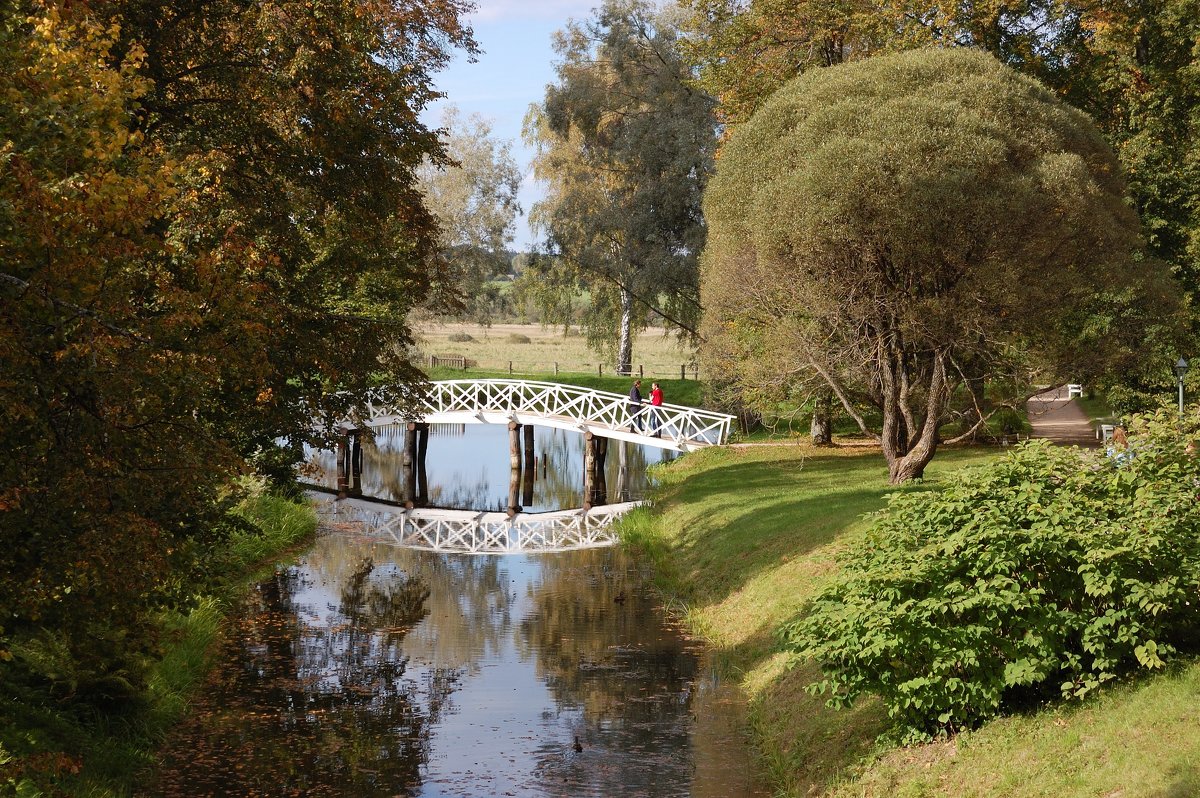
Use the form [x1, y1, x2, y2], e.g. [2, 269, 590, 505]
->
[621, 441, 1200, 797]
[1074, 394, 1119, 429]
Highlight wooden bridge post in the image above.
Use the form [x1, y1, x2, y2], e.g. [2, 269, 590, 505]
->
[349, 430, 363, 497]
[583, 431, 595, 510]
[592, 435, 608, 507]
[616, 439, 628, 502]
[508, 421, 522, 516]
[583, 431, 607, 509]
[402, 422, 417, 509]
[415, 422, 429, 507]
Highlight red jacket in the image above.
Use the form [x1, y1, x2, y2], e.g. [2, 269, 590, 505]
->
[650, 387, 663, 406]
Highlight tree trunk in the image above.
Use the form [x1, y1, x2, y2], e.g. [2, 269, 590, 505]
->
[810, 390, 833, 445]
[616, 286, 634, 375]
[881, 350, 948, 484]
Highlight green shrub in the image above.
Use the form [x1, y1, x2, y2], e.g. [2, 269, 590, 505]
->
[506, 332, 531, 344]
[783, 410, 1200, 739]
[447, 332, 474, 342]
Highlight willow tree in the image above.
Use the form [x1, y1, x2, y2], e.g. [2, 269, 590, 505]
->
[701, 48, 1178, 483]
[525, 0, 716, 372]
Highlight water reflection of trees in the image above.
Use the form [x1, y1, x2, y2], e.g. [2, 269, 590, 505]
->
[305, 535, 514, 672]
[148, 548, 456, 797]
[517, 548, 699, 795]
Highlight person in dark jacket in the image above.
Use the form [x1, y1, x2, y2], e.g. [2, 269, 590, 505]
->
[628, 379, 643, 432]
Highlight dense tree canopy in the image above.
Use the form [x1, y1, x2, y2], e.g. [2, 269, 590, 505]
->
[701, 48, 1180, 482]
[684, 0, 1200, 409]
[682, 0, 1091, 129]
[525, 0, 716, 372]
[0, 0, 473, 695]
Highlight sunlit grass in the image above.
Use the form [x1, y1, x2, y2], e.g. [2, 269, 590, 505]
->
[829, 661, 1200, 798]
[415, 321, 697, 379]
[1074, 393, 1119, 428]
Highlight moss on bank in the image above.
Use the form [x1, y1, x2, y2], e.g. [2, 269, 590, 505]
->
[620, 442, 1200, 797]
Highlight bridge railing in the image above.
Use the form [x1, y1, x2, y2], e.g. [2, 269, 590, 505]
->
[362, 379, 734, 447]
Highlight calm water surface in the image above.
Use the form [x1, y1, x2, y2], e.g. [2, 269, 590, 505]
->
[305, 423, 672, 511]
[147, 426, 762, 796]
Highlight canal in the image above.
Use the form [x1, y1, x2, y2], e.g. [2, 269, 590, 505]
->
[145, 424, 763, 797]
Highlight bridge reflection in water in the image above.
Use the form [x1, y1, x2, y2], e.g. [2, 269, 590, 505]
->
[311, 494, 641, 554]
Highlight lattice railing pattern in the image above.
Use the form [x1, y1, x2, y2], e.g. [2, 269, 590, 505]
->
[360, 379, 734, 449]
[314, 494, 637, 554]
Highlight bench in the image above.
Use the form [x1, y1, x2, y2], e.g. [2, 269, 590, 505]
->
[1067, 384, 1084, 399]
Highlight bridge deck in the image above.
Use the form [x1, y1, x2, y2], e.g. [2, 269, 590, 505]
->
[356, 379, 735, 452]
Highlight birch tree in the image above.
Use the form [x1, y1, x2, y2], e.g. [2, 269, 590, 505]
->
[525, 0, 716, 372]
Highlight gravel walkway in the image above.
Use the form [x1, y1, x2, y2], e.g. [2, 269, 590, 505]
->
[1027, 386, 1100, 447]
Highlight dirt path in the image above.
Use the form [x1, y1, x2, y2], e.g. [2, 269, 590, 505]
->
[1027, 386, 1099, 447]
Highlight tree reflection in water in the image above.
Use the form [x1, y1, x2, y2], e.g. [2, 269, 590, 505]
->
[148, 550, 451, 797]
[149, 534, 763, 797]
[517, 549, 700, 796]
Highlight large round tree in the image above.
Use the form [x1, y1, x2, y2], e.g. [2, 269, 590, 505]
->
[701, 47, 1179, 483]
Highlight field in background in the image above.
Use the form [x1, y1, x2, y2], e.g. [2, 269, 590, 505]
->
[414, 322, 699, 379]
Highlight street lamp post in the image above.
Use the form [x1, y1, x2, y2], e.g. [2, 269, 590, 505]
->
[1176, 358, 1190, 413]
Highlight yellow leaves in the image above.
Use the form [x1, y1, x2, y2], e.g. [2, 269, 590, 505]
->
[256, 388, 275, 405]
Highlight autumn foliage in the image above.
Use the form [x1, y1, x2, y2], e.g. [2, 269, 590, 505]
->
[0, 0, 473, 705]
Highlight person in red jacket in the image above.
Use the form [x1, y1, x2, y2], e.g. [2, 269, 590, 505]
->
[649, 382, 664, 437]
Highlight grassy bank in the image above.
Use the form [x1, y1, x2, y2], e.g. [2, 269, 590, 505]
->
[621, 442, 1200, 796]
[0, 492, 318, 797]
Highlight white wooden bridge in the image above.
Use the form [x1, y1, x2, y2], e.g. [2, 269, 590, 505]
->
[312, 492, 638, 554]
[354, 379, 735, 452]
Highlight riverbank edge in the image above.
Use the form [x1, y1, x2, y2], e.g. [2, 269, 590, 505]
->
[138, 494, 321, 776]
[615, 441, 1200, 798]
[612, 442, 1002, 796]
[2, 492, 319, 797]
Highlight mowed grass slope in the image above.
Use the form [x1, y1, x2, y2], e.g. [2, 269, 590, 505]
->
[622, 442, 1200, 797]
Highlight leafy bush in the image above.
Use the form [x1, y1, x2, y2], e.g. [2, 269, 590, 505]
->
[506, 333, 531, 344]
[783, 410, 1200, 739]
[447, 332, 474, 342]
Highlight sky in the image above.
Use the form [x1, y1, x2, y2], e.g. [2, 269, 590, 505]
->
[424, 0, 599, 252]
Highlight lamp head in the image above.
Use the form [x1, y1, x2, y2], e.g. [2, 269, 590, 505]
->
[1177, 357, 1190, 378]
